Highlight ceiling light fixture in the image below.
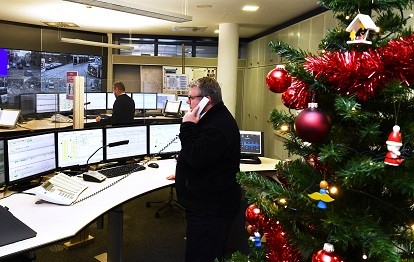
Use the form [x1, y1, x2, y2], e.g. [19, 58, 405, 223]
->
[60, 37, 134, 50]
[242, 5, 259, 12]
[62, 0, 192, 23]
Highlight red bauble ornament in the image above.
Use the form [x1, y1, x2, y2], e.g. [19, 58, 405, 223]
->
[294, 103, 331, 143]
[266, 65, 292, 93]
[312, 243, 344, 262]
[245, 204, 268, 231]
[281, 80, 311, 109]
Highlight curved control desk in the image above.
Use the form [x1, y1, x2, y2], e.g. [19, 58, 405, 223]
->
[0, 157, 279, 261]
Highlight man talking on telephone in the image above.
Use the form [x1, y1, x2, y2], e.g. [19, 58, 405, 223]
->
[173, 77, 241, 261]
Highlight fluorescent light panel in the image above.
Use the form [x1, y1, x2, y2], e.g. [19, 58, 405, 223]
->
[63, 0, 192, 23]
[60, 37, 134, 50]
[242, 5, 259, 11]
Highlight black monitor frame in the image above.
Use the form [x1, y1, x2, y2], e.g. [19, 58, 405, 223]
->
[56, 127, 104, 170]
[132, 92, 158, 111]
[5, 131, 56, 187]
[163, 100, 182, 116]
[104, 125, 148, 163]
[148, 123, 181, 158]
[240, 130, 264, 164]
[0, 139, 5, 188]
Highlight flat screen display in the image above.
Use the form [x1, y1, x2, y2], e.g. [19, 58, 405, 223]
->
[19, 94, 36, 116]
[240, 130, 264, 157]
[0, 140, 5, 186]
[0, 109, 20, 127]
[36, 94, 58, 113]
[57, 128, 103, 168]
[58, 93, 73, 112]
[132, 93, 157, 110]
[149, 123, 181, 155]
[85, 92, 107, 110]
[105, 125, 147, 161]
[7, 133, 56, 184]
[157, 93, 176, 110]
[163, 100, 181, 115]
[177, 95, 190, 111]
[107, 92, 131, 109]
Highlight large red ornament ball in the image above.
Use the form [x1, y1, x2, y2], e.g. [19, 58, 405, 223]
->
[294, 104, 331, 143]
[266, 66, 292, 93]
[312, 243, 344, 262]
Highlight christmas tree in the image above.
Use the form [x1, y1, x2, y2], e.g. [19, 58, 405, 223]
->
[232, 0, 414, 261]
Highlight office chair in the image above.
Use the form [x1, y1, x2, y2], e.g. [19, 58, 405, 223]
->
[146, 185, 184, 218]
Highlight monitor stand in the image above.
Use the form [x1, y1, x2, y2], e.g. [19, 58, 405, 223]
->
[240, 156, 261, 164]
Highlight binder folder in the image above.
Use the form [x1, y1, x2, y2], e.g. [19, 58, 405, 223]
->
[0, 206, 37, 247]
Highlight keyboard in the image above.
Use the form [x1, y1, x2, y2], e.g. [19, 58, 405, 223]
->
[98, 163, 146, 178]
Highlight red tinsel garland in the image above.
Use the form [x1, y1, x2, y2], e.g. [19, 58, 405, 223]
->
[303, 33, 414, 101]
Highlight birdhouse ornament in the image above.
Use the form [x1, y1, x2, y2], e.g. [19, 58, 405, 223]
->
[346, 14, 377, 45]
[384, 125, 404, 166]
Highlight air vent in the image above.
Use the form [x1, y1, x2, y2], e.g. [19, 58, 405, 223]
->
[42, 22, 79, 28]
[172, 26, 207, 32]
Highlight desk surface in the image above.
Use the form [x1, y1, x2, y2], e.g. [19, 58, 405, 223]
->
[0, 157, 277, 258]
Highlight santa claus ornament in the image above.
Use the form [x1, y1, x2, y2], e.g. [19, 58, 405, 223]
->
[312, 243, 344, 262]
[384, 125, 404, 166]
[266, 65, 292, 93]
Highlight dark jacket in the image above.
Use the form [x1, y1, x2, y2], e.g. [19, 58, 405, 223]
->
[175, 102, 241, 217]
[103, 94, 135, 126]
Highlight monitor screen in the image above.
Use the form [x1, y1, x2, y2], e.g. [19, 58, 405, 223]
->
[36, 93, 58, 113]
[177, 95, 190, 111]
[6, 133, 56, 184]
[85, 92, 107, 110]
[107, 92, 131, 109]
[149, 123, 181, 155]
[0, 140, 5, 187]
[19, 94, 36, 116]
[58, 93, 73, 112]
[132, 93, 157, 110]
[163, 100, 181, 115]
[0, 109, 20, 127]
[240, 130, 264, 157]
[57, 128, 104, 168]
[105, 125, 147, 161]
[157, 93, 176, 110]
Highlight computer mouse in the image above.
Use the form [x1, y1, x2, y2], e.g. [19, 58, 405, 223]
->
[148, 162, 159, 168]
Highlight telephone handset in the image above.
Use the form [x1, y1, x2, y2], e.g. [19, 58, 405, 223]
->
[196, 97, 210, 116]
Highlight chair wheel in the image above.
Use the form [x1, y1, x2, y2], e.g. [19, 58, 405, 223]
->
[155, 212, 160, 218]
[146, 202, 151, 207]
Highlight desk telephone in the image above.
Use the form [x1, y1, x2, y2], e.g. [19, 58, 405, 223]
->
[35, 173, 88, 205]
[51, 114, 72, 123]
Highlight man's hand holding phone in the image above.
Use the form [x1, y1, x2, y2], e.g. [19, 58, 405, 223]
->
[183, 97, 209, 123]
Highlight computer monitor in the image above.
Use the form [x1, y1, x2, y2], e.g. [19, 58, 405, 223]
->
[19, 94, 36, 116]
[107, 92, 131, 110]
[105, 125, 147, 162]
[157, 93, 176, 110]
[177, 95, 190, 111]
[0, 140, 5, 187]
[0, 109, 20, 128]
[149, 123, 181, 156]
[163, 100, 182, 116]
[57, 128, 104, 168]
[132, 93, 158, 110]
[36, 93, 58, 113]
[240, 130, 264, 164]
[85, 92, 107, 111]
[6, 132, 56, 185]
[58, 93, 73, 113]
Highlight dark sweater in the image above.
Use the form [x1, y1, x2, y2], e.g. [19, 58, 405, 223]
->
[175, 102, 241, 217]
[103, 94, 135, 126]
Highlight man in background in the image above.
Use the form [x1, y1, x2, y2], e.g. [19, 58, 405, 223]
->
[96, 81, 135, 126]
[174, 77, 241, 262]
